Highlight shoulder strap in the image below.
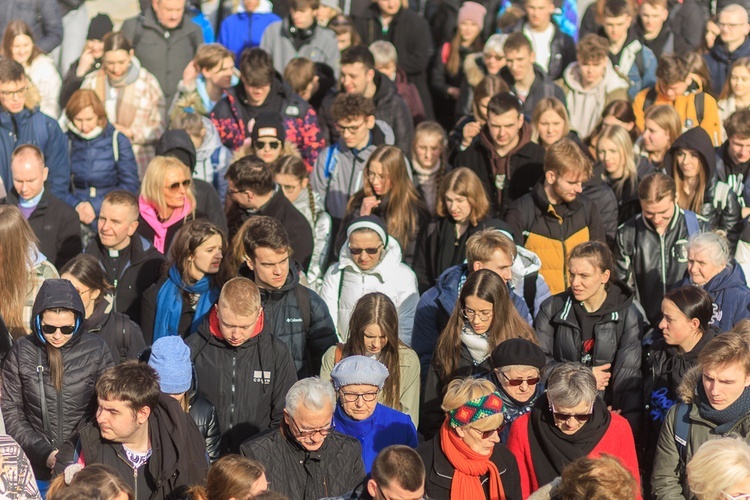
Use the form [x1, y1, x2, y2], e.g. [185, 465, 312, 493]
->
[294, 284, 311, 336]
[210, 148, 221, 167]
[673, 403, 692, 470]
[324, 144, 339, 180]
[644, 87, 658, 112]
[695, 92, 705, 125]
[684, 210, 700, 238]
[523, 272, 538, 313]
[334, 343, 344, 364]
[112, 130, 120, 163]
[36, 350, 53, 442]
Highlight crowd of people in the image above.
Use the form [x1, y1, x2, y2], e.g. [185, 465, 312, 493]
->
[2, 0, 750, 498]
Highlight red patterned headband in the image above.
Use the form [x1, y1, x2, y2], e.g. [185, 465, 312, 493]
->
[448, 392, 505, 428]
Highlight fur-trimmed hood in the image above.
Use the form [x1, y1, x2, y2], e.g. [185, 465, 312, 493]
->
[677, 365, 702, 404]
[463, 52, 488, 88]
[23, 80, 42, 111]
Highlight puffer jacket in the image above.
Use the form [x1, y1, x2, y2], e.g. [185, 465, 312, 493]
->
[534, 281, 644, 431]
[664, 127, 743, 246]
[188, 388, 221, 462]
[65, 122, 140, 214]
[651, 367, 750, 499]
[320, 239, 419, 344]
[615, 204, 706, 327]
[186, 308, 297, 453]
[241, 426, 366, 500]
[1, 279, 114, 479]
[83, 294, 145, 364]
[239, 261, 336, 378]
[194, 116, 231, 204]
[292, 187, 332, 292]
[677, 261, 750, 333]
[704, 37, 750, 97]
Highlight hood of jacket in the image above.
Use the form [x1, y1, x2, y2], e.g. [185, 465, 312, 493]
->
[664, 126, 716, 181]
[31, 279, 86, 344]
[463, 52, 487, 88]
[701, 261, 747, 293]
[338, 234, 404, 282]
[372, 71, 399, 107]
[709, 36, 750, 64]
[513, 244, 542, 278]
[156, 129, 197, 170]
[434, 263, 468, 313]
[677, 365, 702, 404]
[562, 58, 629, 95]
[195, 116, 223, 162]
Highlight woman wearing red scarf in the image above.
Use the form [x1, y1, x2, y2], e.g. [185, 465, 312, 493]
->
[417, 377, 522, 499]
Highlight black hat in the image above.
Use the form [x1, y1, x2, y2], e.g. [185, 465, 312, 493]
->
[491, 338, 546, 370]
[250, 113, 285, 143]
[155, 130, 197, 170]
[87, 14, 114, 41]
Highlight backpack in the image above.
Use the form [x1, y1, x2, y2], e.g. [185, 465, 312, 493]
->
[643, 88, 705, 128]
[672, 403, 692, 474]
[684, 209, 700, 238]
[293, 284, 312, 335]
[523, 272, 538, 314]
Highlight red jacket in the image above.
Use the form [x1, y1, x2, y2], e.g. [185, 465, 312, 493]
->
[506, 411, 641, 498]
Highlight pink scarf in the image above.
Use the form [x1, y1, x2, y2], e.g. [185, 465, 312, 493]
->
[138, 196, 192, 253]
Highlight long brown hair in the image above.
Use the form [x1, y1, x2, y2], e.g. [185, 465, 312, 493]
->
[167, 219, 227, 286]
[347, 145, 426, 253]
[673, 148, 707, 212]
[0, 205, 39, 338]
[432, 269, 537, 383]
[42, 306, 77, 392]
[190, 455, 265, 500]
[446, 25, 483, 77]
[1, 20, 42, 64]
[342, 293, 403, 410]
[436, 167, 489, 226]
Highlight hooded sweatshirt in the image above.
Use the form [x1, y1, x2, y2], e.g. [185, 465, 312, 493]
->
[194, 116, 231, 204]
[678, 261, 750, 332]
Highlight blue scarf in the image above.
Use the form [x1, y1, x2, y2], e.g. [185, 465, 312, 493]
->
[153, 265, 220, 341]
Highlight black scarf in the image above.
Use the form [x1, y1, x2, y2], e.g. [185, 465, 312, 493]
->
[697, 383, 750, 434]
[528, 395, 611, 487]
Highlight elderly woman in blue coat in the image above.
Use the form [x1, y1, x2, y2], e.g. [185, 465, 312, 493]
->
[331, 355, 418, 473]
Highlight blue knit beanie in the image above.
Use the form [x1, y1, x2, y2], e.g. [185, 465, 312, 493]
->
[148, 336, 192, 394]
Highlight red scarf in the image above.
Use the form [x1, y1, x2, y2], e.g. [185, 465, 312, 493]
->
[208, 306, 264, 341]
[440, 419, 505, 500]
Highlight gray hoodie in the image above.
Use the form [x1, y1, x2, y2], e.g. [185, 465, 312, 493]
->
[195, 116, 231, 204]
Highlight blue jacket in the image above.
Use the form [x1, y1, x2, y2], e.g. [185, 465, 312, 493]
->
[705, 37, 750, 96]
[411, 264, 532, 383]
[66, 124, 139, 213]
[333, 403, 418, 473]
[218, 11, 281, 66]
[0, 106, 70, 201]
[678, 261, 750, 333]
[189, 7, 215, 43]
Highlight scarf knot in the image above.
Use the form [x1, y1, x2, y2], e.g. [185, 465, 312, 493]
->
[153, 265, 220, 341]
[138, 196, 192, 254]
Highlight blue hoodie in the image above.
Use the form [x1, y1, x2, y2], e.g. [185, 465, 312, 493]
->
[679, 261, 750, 333]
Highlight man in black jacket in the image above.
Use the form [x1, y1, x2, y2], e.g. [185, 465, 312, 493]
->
[226, 156, 314, 271]
[513, 0, 576, 79]
[54, 361, 209, 499]
[186, 277, 297, 453]
[241, 377, 366, 500]
[85, 190, 164, 325]
[454, 92, 545, 217]
[3, 145, 80, 269]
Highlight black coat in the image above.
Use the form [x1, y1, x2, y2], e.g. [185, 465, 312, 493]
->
[186, 311, 297, 454]
[59, 56, 102, 110]
[83, 296, 146, 364]
[55, 394, 210, 500]
[3, 187, 81, 270]
[418, 432, 523, 500]
[84, 234, 165, 325]
[227, 187, 314, 272]
[500, 65, 567, 120]
[510, 18, 576, 81]
[188, 391, 221, 462]
[240, 426, 366, 500]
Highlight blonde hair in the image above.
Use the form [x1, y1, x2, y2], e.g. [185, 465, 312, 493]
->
[688, 438, 750, 500]
[531, 97, 571, 147]
[218, 277, 261, 317]
[139, 156, 196, 218]
[643, 104, 681, 148]
[441, 377, 504, 431]
[597, 125, 637, 200]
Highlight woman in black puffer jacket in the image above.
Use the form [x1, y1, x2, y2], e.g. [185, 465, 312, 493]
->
[1, 279, 114, 490]
[60, 254, 145, 364]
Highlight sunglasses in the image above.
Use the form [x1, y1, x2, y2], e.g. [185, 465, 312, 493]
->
[471, 426, 504, 439]
[256, 139, 281, 150]
[167, 179, 191, 191]
[500, 371, 540, 387]
[550, 402, 593, 424]
[41, 324, 76, 335]
[349, 244, 383, 255]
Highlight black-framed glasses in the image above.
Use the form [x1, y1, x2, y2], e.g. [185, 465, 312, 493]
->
[335, 121, 366, 134]
[166, 179, 191, 192]
[289, 414, 333, 438]
[461, 308, 493, 322]
[41, 324, 76, 335]
[256, 139, 281, 150]
[549, 402, 593, 424]
[500, 371, 540, 387]
[340, 390, 379, 403]
[349, 244, 383, 255]
[227, 187, 248, 197]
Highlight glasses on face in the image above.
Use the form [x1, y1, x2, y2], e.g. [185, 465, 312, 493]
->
[166, 179, 191, 192]
[461, 308, 493, 322]
[470, 426, 503, 440]
[279, 183, 301, 194]
[336, 121, 366, 134]
[366, 170, 388, 182]
[256, 139, 281, 150]
[289, 414, 333, 438]
[227, 187, 247, 197]
[500, 371, 540, 387]
[549, 402, 594, 424]
[0, 85, 27, 100]
[41, 324, 76, 335]
[719, 22, 747, 29]
[484, 53, 505, 62]
[349, 244, 383, 255]
[341, 390, 379, 403]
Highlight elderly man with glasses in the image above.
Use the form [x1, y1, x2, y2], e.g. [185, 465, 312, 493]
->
[705, 4, 750, 93]
[241, 377, 366, 500]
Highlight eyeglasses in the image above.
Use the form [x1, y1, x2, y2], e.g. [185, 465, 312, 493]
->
[166, 179, 191, 192]
[288, 414, 333, 438]
[341, 390, 379, 403]
[336, 121, 366, 134]
[719, 22, 747, 29]
[227, 187, 248, 197]
[256, 139, 281, 150]
[349, 244, 383, 255]
[500, 371, 540, 387]
[484, 53, 505, 62]
[0, 85, 28, 99]
[366, 170, 388, 182]
[549, 402, 594, 424]
[279, 183, 302, 193]
[470, 426, 504, 439]
[461, 308, 493, 322]
[41, 324, 76, 335]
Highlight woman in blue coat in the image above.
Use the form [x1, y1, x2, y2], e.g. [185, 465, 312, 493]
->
[63, 89, 139, 227]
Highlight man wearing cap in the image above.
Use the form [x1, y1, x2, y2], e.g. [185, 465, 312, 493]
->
[59, 13, 113, 110]
[330, 356, 418, 473]
[241, 377, 366, 500]
[489, 338, 546, 443]
[320, 215, 419, 344]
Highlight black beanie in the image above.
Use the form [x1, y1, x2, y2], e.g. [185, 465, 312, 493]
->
[491, 338, 546, 370]
[87, 14, 114, 41]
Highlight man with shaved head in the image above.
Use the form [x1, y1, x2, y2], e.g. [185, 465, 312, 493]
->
[2, 145, 80, 269]
[705, 4, 750, 91]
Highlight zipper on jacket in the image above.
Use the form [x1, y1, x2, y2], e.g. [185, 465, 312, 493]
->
[230, 350, 237, 432]
[117, 452, 139, 500]
[56, 388, 63, 450]
[660, 234, 667, 294]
